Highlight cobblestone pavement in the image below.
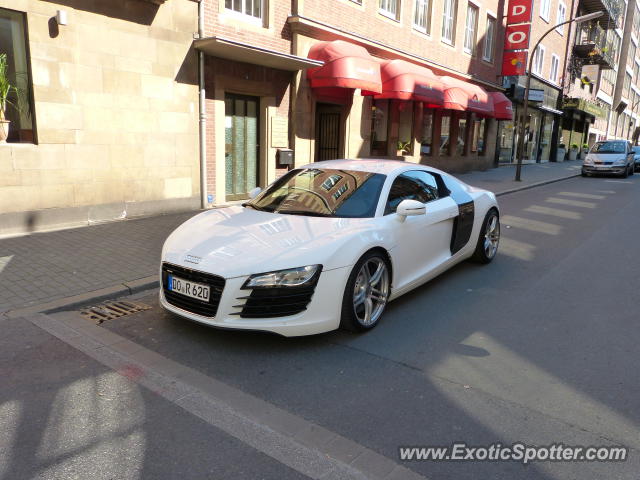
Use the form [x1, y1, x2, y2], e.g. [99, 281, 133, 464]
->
[0, 160, 582, 314]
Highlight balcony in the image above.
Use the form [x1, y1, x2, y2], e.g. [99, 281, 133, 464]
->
[580, 0, 624, 29]
[573, 22, 616, 69]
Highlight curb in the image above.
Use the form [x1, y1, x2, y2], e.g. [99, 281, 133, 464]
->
[494, 173, 582, 197]
[5, 275, 158, 319]
[3, 172, 582, 319]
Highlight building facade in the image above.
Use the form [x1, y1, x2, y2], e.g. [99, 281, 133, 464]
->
[0, 0, 200, 236]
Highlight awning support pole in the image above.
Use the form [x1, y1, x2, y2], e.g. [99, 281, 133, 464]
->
[198, 0, 208, 209]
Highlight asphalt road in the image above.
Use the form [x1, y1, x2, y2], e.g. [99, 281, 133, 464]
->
[3, 174, 640, 479]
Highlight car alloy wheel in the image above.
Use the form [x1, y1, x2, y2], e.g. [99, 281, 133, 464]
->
[484, 214, 500, 260]
[352, 257, 390, 327]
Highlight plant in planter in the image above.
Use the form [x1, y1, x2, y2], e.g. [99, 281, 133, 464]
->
[569, 143, 579, 161]
[0, 53, 19, 143]
[396, 140, 411, 156]
[556, 143, 567, 162]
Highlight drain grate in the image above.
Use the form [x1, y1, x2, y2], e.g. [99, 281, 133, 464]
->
[80, 300, 151, 324]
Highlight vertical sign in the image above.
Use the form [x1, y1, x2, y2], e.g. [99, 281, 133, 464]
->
[502, 51, 528, 76]
[502, 0, 533, 76]
[507, 0, 533, 24]
[505, 24, 531, 50]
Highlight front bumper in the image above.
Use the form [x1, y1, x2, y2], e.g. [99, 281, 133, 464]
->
[582, 165, 627, 175]
[159, 265, 352, 337]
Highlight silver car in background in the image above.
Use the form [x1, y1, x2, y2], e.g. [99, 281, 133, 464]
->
[582, 140, 635, 178]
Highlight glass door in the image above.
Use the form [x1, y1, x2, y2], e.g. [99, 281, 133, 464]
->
[225, 94, 259, 200]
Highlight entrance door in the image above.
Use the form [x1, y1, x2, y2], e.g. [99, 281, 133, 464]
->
[315, 103, 342, 161]
[225, 94, 259, 200]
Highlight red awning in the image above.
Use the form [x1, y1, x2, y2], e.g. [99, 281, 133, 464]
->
[440, 76, 494, 116]
[306, 40, 382, 93]
[372, 59, 445, 107]
[489, 92, 513, 120]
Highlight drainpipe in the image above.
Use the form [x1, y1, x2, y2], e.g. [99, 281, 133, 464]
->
[198, 0, 208, 209]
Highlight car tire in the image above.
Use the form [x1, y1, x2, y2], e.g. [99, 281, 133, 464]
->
[630, 165, 635, 176]
[622, 166, 629, 178]
[471, 209, 500, 264]
[340, 251, 391, 332]
[581, 171, 588, 177]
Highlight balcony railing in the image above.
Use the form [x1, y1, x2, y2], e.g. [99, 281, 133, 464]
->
[581, 0, 624, 29]
[573, 22, 617, 69]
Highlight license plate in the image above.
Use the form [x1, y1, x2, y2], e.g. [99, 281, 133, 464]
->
[167, 275, 210, 301]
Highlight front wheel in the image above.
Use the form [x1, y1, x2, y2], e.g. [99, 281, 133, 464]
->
[471, 210, 500, 264]
[340, 252, 390, 332]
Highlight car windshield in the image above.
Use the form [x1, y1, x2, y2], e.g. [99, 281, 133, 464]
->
[591, 141, 626, 153]
[633, 146, 640, 154]
[245, 168, 386, 218]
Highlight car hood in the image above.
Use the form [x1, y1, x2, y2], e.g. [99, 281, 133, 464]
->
[162, 206, 372, 278]
[586, 153, 626, 162]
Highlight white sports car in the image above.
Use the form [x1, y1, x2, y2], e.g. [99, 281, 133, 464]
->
[160, 159, 500, 336]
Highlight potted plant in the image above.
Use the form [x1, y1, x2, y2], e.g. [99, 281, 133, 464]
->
[582, 143, 590, 157]
[0, 53, 18, 143]
[569, 143, 579, 161]
[556, 143, 567, 162]
[396, 140, 411, 157]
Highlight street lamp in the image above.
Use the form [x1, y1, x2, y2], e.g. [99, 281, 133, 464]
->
[514, 10, 604, 181]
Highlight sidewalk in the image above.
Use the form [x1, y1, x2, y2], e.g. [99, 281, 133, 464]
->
[0, 160, 582, 315]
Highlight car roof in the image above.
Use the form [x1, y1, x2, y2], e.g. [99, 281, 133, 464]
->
[300, 159, 436, 176]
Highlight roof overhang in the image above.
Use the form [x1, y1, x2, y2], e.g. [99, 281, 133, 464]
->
[194, 36, 324, 71]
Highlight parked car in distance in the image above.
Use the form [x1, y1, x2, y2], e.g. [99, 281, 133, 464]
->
[582, 140, 635, 178]
[632, 145, 640, 172]
[159, 159, 500, 337]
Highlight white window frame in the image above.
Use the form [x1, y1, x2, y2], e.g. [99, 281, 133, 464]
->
[556, 2, 567, 35]
[463, 2, 479, 54]
[413, 0, 432, 34]
[550, 54, 560, 83]
[532, 44, 546, 76]
[442, 0, 457, 45]
[224, 0, 265, 23]
[482, 14, 496, 62]
[540, 0, 550, 21]
[379, 0, 400, 20]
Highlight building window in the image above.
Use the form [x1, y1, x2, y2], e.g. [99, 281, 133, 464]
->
[550, 54, 560, 83]
[225, 0, 262, 20]
[532, 45, 545, 75]
[440, 114, 451, 155]
[624, 72, 632, 98]
[421, 110, 434, 154]
[371, 99, 390, 156]
[0, 8, 34, 143]
[441, 0, 457, 45]
[463, 3, 479, 55]
[456, 114, 467, 155]
[629, 42, 637, 67]
[349, 0, 363, 3]
[483, 15, 496, 62]
[379, 0, 400, 20]
[413, 0, 432, 34]
[634, 4, 640, 39]
[556, 2, 566, 34]
[540, 0, 550, 21]
[634, 61, 640, 82]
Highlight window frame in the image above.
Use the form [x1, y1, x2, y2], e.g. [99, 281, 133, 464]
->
[540, 0, 551, 22]
[550, 54, 560, 84]
[556, 2, 566, 35]
[532, 44, 546, 76]
[379, 0, 400, 20]
[482, 14, 496, 62]
[463, 2, 479, 55]
[441, 0, 457, 45]
[413, 0, 432, 34]
[224, 0, 265, 23]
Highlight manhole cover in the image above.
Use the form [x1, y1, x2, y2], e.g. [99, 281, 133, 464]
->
[80, 300, 151, 324]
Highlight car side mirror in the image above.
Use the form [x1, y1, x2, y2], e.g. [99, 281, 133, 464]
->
[396, 199, 426, 222]
[248, 187, 262, 199]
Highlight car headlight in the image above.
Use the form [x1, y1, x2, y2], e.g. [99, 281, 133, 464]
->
[613, 158, 627, 165]
[583, 157, 594, 165]
[243, 265, 322, 288]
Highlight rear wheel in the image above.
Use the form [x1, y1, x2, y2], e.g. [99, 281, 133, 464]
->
[471, 210, 500, 264]
[622, 166, 629, 178]
[340, 252, 390, 332]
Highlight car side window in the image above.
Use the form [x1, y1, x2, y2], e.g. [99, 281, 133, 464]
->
[384, 171, 441, 215]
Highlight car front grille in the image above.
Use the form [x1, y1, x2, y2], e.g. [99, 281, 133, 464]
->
[161, 263, 225, 318]
[232, 270, 321, 319]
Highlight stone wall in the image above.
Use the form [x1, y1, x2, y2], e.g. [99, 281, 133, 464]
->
[0, 0, 199, 236]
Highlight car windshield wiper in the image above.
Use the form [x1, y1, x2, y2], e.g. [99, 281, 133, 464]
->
[277, 210, 333, 217]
